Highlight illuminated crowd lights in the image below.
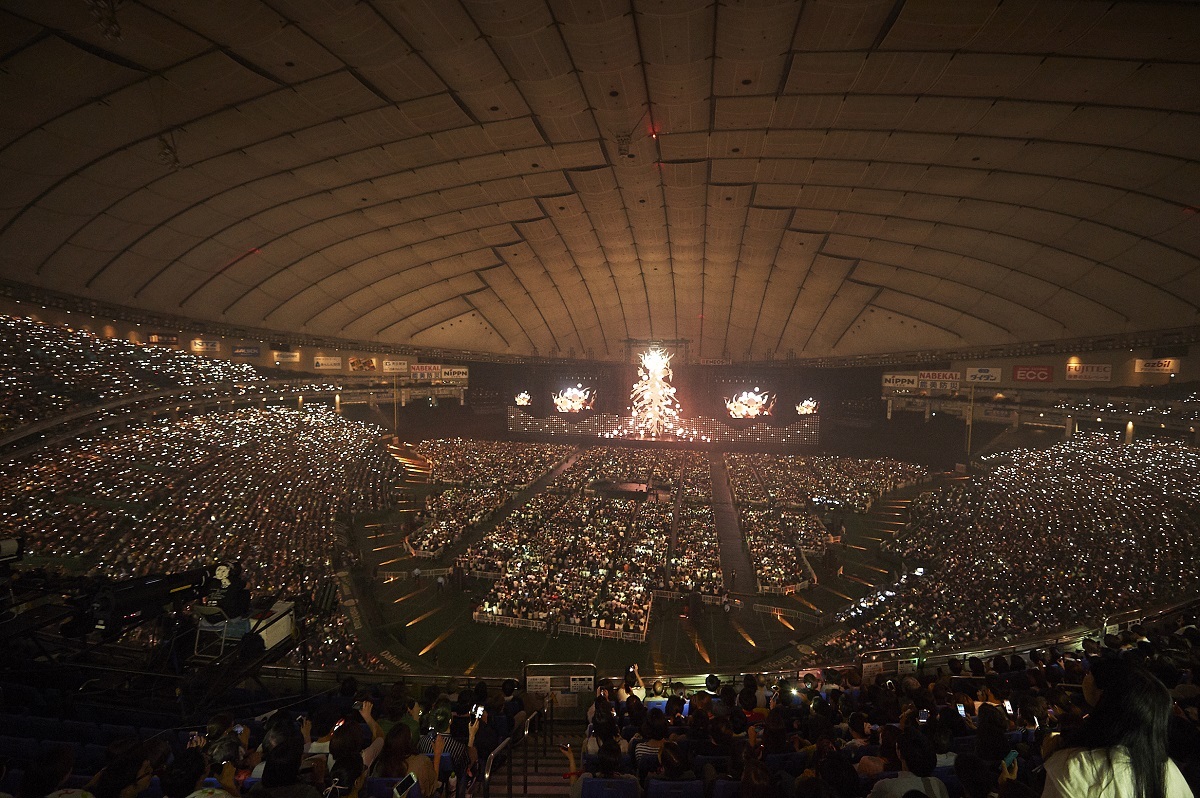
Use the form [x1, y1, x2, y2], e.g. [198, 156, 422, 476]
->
[796, 398, 820, 415]
[631, 348, 680, 437]
[514, 391, 531, 406]
[553, 384, 594, 413]
[726, 389, 775, 419]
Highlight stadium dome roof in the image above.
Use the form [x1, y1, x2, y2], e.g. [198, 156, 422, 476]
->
[1, 0, 1198, 361]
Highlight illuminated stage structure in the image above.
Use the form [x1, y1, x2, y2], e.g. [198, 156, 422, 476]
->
[630, 348, 680, 437]
[506, 408, 819, 446]
[507, 348, 820, 446]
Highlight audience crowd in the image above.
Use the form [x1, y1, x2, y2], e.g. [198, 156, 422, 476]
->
[412, 438, 570, 486]
[548, 447, 679, 495]
[738, 508, 828, 589]
[0, 316, 265, 435]
[0, 405, 404, 671]
[666, 505, 724, 596]
[475, 494, 663, 634]
[679, 451, 713, 504]
[828, 436, 1200, 661]
[726, 453, 927, 512]
[562, 626, 1200, 798]
[406, 486, 513, 555]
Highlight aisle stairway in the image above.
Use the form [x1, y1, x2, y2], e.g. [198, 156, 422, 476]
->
[707, 452, 755, 593]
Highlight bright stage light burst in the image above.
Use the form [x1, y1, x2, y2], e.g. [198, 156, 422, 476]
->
[725, 389, 774, 419]
[631, 348, 679, 437]
[553, 385, 594, 413]
[796, 398, 819, 415]
[514, 391, 531, 406]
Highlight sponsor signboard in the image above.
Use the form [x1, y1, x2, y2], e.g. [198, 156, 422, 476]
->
[410, 364, 442, 381]
[1065, 363, 1112, 381]
[1135, 358, 1179, 374]
[314, 356, 343, 370]
[232, 345, 260, 358]
[697, 357, 732, 365]
[965, 367, 1001, 383]
[1013, 365, 1053, 382]
[442, 367, 469, 380]
[381, 359, 409, 374]
[918, 371, 960, 382]
[149, 333, 178, 345]
[919, 378, 959, 390]
[190, 339, 220, 353]
[273, 351, 301, 363]
[348, 357, 377, 372]
[882, 374, 919, 388]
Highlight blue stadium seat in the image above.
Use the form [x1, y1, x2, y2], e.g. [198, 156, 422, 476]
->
[580, 777, 641, 798]
[711, 779, 740, 798]
[646, 779, 705, 798]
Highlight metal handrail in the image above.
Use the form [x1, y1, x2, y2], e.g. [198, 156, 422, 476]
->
[480, 736, 512, 798]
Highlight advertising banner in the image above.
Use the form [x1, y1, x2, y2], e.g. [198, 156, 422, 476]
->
[348, 357, 377, 372]
[918, 378, 959, 390]
[697, 358, 732, 365]
[381, 360, 409, 374]
[410, 364, 442, 381]
[149, 333, 178, 345]
[1135, 358, 1179, 374]
[1065, 363, 1113, 381]
[231, 345, 260, 358]
[314, 356, 343, 370]
[918, 371, 960, 382]
[441, 367, 469, 380]
[965, 367, 1001, 383]
[273, 351, 301, 363]
[882, 374, 919, 388]
[190, 339, 220, 353]
[1013, 365, 1053, 382]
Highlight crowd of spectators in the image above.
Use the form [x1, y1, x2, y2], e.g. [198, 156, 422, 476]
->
[679, 451, 713, 504]
[412, 438, 570, 486]
[565, 626, 1200, 798]
[454, 493, 567, 575]
[667, 505, 724, 595]
[828, 436, 1200, 661]
[0, 405, 404, 671]
[405, 486, 512, 555]
[0, 315, 265, 435]
[475, 493, 665, 634]
[548, 447, 679, 495]
[738, 508, 826, 590]
[726, 453, 927, 512]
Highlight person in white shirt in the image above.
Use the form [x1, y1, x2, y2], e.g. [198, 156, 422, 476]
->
[1041, 659, 1193, 798]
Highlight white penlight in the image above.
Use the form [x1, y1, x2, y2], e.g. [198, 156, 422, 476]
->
[631, 347, 679, 437]
[514, 391, 531, 406]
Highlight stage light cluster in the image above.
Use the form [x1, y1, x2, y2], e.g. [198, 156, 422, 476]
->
[726, 388, 775, 418]
[553, 384, 594, 413]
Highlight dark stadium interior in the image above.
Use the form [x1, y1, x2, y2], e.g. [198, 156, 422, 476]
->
[1, 1, 1199, 796]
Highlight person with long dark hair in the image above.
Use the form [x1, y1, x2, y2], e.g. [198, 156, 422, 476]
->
[368, 725, 436, 797]
[1042, 659, 1192, 798]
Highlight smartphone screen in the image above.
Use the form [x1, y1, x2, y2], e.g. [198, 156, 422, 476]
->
[1003, 700, 1013, 715]
[918, 709, 930, 724]
[957, 703, 967, 718]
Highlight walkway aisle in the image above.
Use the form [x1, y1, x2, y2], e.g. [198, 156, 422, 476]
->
[667, 455, 684, 557]
[707, 451, 755, 593]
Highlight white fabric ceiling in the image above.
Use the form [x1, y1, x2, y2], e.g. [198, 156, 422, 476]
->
[0, 0, 1197, 360]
